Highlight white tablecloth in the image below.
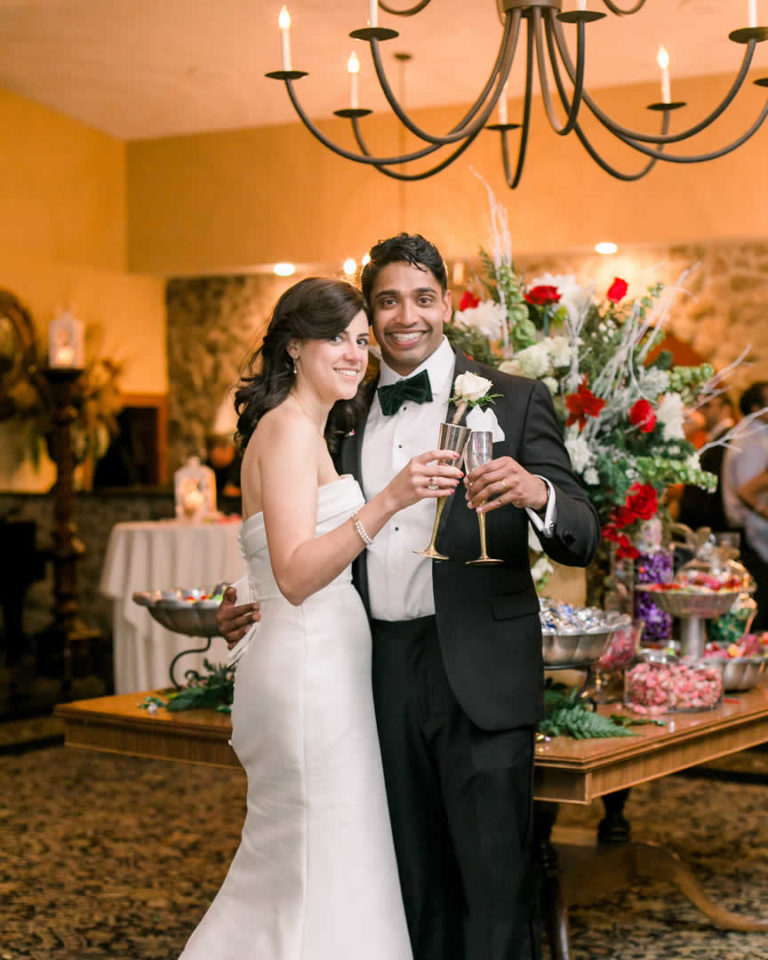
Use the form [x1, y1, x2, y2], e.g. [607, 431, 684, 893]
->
[100, 520, 244, 694]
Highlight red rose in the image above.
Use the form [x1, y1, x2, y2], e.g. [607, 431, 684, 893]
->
[606, 277, 628, 303]
[458, 290, 480, 311]
[565, 376, 606, 431]
[616, 534, 639, 560]
[524, 285, 561, 307]
[629, 398, 656, 433]
[614, 505, 638, 529]
[626, 483, 658, 521]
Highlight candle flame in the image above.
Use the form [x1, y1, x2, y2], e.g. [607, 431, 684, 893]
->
[279, 5, 291, 30]
[657, 45, 669, 70]
[347, 51, 360, 75]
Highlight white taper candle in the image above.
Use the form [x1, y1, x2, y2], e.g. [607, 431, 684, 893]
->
[279, 6, 292, 71]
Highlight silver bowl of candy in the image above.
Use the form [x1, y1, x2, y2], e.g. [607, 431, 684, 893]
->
[703, 634, 768, 691]
[539, 600, 633, 667]
[635, 585, 743, 620]
[132, 585, 226, 637]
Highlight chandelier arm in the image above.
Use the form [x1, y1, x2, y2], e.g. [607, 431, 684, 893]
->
[284, 79, 447, 165]
[552, 18, 760, 145]
[543, 28, 668, 180]
[607, 101, 768, 162]
[600, 0, 647, 13]
[377, 0, 432, 14]
[366, 11, 520, 146]
[350, 117, 482, 180]
[536, 8, 585, 136]
[500, 16, 536, 189]
[567, 115, 666, 181]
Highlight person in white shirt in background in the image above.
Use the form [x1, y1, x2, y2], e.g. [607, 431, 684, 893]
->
[723, 380, 768, 630]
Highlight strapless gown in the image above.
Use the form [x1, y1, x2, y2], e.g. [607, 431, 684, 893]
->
[179, 476, 412, 960]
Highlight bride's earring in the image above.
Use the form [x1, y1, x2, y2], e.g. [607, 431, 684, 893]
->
[292, 357, 298, 375]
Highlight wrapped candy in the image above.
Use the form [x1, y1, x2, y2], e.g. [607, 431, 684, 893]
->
[624, 653, 723, 715]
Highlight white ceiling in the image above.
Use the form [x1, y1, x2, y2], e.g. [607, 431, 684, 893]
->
[0, 0, 763, 140]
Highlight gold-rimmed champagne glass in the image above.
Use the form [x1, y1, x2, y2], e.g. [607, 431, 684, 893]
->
[414, 422, 472, 560]
[465, 431, 503, 566]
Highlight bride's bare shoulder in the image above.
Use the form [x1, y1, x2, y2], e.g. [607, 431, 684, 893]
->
[247, 403, 317, 456]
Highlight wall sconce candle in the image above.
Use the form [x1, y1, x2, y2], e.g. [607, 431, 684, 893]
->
[368, 0, 378, 28]
[749, 0, 758, 28]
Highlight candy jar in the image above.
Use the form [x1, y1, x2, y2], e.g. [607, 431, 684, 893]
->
[624, 651, 724, 716]
[708, 592, 758, 647]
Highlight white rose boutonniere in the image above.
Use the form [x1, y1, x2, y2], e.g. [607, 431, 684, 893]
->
[450, 372, 502, 424]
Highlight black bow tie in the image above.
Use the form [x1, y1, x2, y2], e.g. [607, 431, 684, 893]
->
[377, 369, 433, 416]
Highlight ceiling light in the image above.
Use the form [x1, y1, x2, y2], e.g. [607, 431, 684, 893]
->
[361, 253, 371, 266]
[274, 262, 295, 276]
[343, 258, 357, 275]
[595, 241, 618, 255]
[267, 2, 768, 189]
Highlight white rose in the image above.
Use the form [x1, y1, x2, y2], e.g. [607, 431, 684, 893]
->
[656, 393, 686, 440]
[498, 359, 521, 376]
[542, 377, 558, 395]
[454, 301, 505, 341]
[531, 555, 554, 585]
[453, 372, 493, 402]
[515, 342, 550, 379]
[565, 433, 593, 473]
[548, 335, 572, 368]
[584, 467, 599, 486]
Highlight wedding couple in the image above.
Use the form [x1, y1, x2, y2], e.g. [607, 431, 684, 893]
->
[179, 234, 600, 960]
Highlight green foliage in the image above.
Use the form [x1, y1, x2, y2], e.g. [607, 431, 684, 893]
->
[140, 659, 235, 714]
[539, 684, 636, 740]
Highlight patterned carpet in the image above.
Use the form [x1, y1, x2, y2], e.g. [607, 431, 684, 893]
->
[1, 729, 766, 960]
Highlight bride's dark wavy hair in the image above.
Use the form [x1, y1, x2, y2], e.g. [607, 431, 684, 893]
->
[235, 277, 368, 452]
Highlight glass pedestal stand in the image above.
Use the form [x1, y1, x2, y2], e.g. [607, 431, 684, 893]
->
[634, 588, 744, 659]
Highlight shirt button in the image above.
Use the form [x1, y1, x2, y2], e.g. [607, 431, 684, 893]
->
[394, 526, 399, 531]
[398, 444, 403, 449]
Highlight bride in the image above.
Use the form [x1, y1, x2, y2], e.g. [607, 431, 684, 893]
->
[179, 277, 462, 960]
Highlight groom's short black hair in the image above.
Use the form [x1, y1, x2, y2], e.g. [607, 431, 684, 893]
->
[361, 233, 448, 310]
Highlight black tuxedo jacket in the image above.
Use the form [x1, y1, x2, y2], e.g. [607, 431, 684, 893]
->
[339, 351, 601, 731]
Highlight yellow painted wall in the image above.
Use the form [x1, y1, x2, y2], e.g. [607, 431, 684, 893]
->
[0, 87, 167, 398]
[0, 87, 167, 490]
[127, 72, 768, 274]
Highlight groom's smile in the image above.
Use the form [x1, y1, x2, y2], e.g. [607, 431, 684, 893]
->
[370, 261, 451, 376]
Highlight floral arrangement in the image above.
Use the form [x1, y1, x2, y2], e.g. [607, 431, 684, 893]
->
[444, 191, 718, 586]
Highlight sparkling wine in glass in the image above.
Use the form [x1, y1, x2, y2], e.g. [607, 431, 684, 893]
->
[465, 431, 503, 566]
[414, 422, 472, 561]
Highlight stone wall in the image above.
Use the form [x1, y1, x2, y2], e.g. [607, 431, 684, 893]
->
[166, 273, 289, 474]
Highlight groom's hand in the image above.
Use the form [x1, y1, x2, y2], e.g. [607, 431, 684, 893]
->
[217, 586, 261, 649]
[465, 456, 548, 514]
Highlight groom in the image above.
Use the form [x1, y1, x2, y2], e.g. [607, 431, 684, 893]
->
[219, 234, 600, 960]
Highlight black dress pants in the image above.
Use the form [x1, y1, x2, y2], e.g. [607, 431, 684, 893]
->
[370, 616, 541, 960]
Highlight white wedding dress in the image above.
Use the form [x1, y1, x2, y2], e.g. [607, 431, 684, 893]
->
[179, 476, 412, 960]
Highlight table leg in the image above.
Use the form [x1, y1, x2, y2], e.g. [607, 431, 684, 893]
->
[597, 787, 632, 845]
[534, 800, 571, 960]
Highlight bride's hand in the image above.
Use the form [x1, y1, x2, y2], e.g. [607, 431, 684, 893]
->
[384, 449, 463, 512]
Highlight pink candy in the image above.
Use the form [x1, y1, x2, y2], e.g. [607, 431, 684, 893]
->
[625, 660, 723, 715]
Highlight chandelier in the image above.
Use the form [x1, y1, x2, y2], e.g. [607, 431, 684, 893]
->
[266, 0, 768, 188]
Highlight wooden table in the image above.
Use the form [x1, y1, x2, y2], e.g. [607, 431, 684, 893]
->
[56, 686, 768, 958]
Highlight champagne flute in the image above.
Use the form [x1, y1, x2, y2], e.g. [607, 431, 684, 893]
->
[465, 431, 503, 566]
[414, 422, 472, 560]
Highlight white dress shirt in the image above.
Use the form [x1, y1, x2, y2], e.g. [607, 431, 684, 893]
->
[361, 339, 556, 621]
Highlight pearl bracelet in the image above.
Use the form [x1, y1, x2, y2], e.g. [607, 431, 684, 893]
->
[351, 511, 374, 547]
